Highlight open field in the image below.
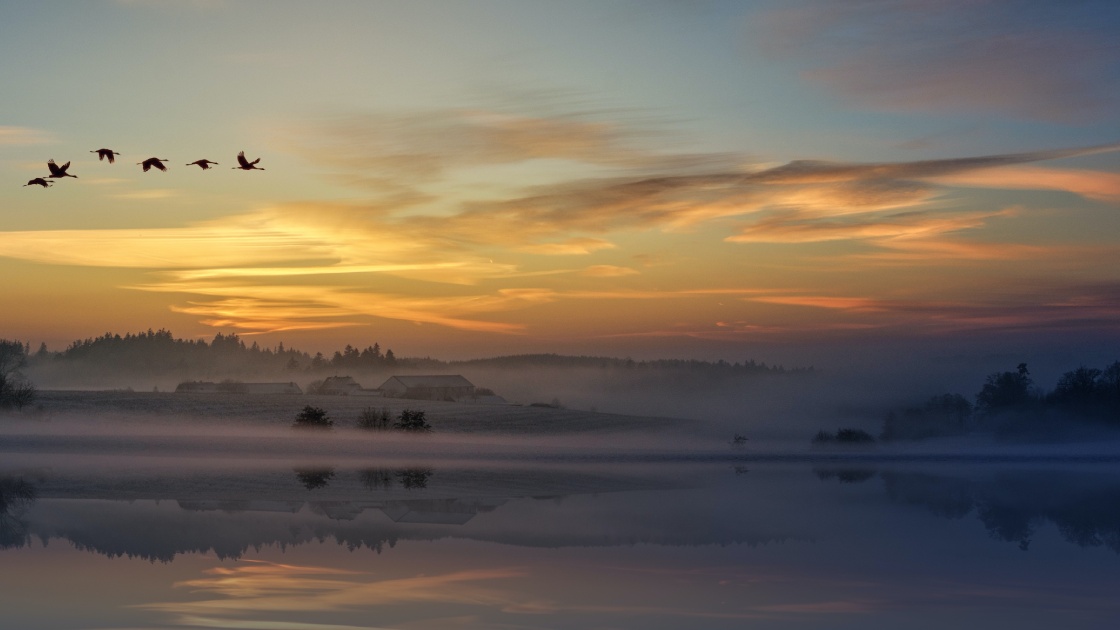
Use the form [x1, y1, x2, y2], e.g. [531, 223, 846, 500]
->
[20, 390, 695, 435]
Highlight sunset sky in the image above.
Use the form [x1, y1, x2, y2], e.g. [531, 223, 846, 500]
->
[2, 0, 1119, 363]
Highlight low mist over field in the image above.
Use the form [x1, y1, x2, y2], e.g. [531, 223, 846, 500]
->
[2, 330, 1119, 446]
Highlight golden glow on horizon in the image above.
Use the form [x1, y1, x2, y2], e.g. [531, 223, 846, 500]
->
[2, 106, 1119, 349]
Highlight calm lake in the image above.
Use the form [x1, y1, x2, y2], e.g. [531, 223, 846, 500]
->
[3, 451, 1120, 629]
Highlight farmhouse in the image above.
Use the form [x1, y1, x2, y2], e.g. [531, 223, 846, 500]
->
[316, 375, 381, 396]
[318, 376, 363, 395]
[378, 375, 475, 400]
[242, 382, 303, 394]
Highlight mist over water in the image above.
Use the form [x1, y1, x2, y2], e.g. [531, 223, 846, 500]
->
[4, 368, 1120, 629]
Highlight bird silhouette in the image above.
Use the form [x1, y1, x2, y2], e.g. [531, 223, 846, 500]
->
[187, 159, 219, 170]
[91, 148, 120, 163]
[47, 159, 77, 178]
[24, 178, 53, 188]
[233, 151, 264, 170]
[138, 157, 170, 172]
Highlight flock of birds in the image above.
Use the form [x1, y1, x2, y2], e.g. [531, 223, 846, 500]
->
[23, 150, 265, 188]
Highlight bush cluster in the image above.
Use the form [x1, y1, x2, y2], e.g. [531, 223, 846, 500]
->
[355, 407, 432, 432]
[812, 428, 876, 445]
[357, 407, 393, 430]
[292, 405, 332, 429]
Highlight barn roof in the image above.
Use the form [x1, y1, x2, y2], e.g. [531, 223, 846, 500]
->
[322, 376, 359, 386]
[381, 375, 474, 389]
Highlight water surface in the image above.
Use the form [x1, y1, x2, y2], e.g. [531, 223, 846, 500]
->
[2, 453, 1119, 629]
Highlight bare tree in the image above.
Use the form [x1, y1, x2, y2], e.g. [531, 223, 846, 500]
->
[0, 340, 35, 410]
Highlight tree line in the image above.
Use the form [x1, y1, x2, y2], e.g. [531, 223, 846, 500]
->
[452, 353, 810, 374]
[10, 329, 806, 385]
[26, 329, 406, 377]
[882, 361, 1120, 441]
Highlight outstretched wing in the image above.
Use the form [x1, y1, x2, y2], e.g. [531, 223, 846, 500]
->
[59, 161, 71, 173]
[237, 151, 250, 168]
[153, 160, 167, 172]
[106, 152, 116, 164]
[141, 160, 151, 172]
[47, 159, 62, 176]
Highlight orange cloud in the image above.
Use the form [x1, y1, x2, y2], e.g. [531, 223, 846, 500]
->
[580, 265, 640, 278]
[727, 209, 1008, 244]
[516, 237, 616, 255]
[751, 296, 884, 311]
[927, 165, 1120, 202]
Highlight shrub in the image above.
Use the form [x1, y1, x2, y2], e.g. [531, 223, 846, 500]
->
[811, 430, 835, 444]
[357, 406, 392, 430]
[836, 428, 876, 443]
[394, 409, 432, 432]
[293, 405, 332, 429]
[812, 428, 875, 445]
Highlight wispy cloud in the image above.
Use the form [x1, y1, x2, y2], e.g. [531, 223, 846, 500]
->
[929, 165, 1120, 202]
[290, 109, 723, 179]
[581, 265, 640, 278]
[754, 0, 1120, 121]
[111, 189, 180, 200]
[114, 0, 226, 10]
[516, 237, 616, 255]
[0, 126, 54, 146]
[3, 104, 1117, 337]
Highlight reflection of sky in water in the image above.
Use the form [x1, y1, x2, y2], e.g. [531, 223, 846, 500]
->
[1, 463, 1120, 629]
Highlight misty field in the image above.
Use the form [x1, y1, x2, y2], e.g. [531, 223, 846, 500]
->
[24, 390, 691, 434]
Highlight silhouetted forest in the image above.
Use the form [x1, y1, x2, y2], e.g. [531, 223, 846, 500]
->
[452, 353, 810, 375]
[45, 329, 408, 374]
[882, 362, 1120, 440]
[10, 330, 805, 388]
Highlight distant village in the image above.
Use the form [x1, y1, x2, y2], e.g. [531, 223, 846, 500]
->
[174, 374, 505, 403]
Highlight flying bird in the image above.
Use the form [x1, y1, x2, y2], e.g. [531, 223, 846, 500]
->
[233, 151, 264, 170]
[138, 157, 170, 172]
[47, 159, 77, 178]
[187, 159, 219, 170]
[90, 148, 120, 163]
[24, 178, 53, 188]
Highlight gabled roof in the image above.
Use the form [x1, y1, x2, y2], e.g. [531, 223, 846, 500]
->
[323, 376, 359, 385]
[381, 375, 474, 389]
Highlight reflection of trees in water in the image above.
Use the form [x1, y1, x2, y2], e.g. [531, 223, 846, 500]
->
[0, 476, 37, 549]
[360, 468, 395, 490]
[813, 467, 878, 483]
[396, 468, 433, 490]
[293, 467, 336, 490]
[879, 471, 1120, 552]
[359, 467, 433, 490]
